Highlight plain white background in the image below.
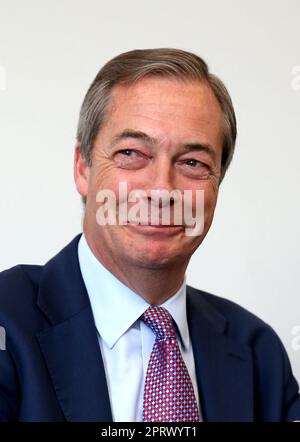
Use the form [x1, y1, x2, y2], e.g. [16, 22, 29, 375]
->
[0, 0, 299, 382]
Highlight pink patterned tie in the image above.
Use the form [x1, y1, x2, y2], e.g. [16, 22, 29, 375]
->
[141, 305, 200, 422]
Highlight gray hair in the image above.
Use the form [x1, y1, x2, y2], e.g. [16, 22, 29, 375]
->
[77, 48, 237, 194]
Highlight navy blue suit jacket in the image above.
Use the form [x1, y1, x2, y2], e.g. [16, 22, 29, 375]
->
[0, 234, 299, 421]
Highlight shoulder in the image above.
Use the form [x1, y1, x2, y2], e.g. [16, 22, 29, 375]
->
[187, 285, 298, 395]
[0, 263, 42, 293]
[0, 264, 43, 324]
[188, 286, 300, 420]
[187, 285, 286, 354]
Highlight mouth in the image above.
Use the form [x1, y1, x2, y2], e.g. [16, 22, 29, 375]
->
[125, 221, 184, 235]
[127, 221, 182, 226]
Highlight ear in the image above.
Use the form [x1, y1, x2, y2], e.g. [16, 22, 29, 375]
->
[74, 144, 90, 198]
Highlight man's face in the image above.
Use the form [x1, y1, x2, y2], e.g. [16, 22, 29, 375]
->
[76, 77, 223, 270]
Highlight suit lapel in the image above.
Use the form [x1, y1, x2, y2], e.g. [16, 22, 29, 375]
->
[186, 286, 254, 421]
[36, 234, 112, 421]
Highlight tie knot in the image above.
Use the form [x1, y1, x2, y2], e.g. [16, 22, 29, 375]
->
[141, 305, 176, 341]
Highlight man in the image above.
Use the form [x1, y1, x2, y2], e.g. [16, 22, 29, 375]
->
[0, 48, 299, 422]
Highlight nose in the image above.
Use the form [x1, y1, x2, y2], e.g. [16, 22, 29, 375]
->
[149, 156, 174, 188]
[145, 156, 177, 208]
[148, 153, 171, 185]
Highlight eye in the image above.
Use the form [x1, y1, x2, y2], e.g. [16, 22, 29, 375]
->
[119, 149, 137, 156]
[185, 159, 201, 167]
[113, 148, 147, 169]
[184, 159, 208, 169]
[178, 158, 212, 179]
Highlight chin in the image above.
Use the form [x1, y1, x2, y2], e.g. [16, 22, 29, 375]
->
[128, 246, 186, 269]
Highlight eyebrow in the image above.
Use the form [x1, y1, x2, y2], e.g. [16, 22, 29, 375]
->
[111, 129, 156, 147]
[179, 143, 216, 161]
[111, 129, 216, 161]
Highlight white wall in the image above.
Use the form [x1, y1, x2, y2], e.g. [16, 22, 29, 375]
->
[0, 0, 299, 382]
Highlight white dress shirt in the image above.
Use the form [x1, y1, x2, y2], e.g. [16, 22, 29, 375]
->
[78, 233, 201, 422]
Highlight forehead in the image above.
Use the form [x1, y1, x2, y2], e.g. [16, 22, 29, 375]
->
[101, 77, 223, 147]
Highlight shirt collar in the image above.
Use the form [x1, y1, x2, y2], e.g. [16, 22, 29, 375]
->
[78, 233, 190, 350]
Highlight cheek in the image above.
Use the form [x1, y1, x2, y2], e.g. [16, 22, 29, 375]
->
[192, 181, 218, 223]
[192, 177, 218, 202]
[91, 161, 121, 193]
[204, 184, 218, 210]
[97, 169, 148, 199]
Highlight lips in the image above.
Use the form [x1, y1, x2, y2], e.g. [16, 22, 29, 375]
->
[125, 222, 184, 237]
[126, 221, 183, 227]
